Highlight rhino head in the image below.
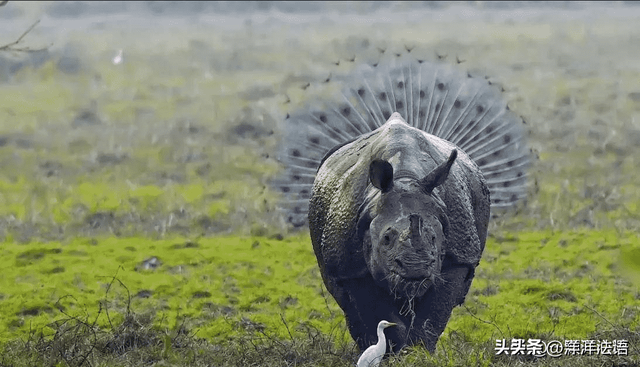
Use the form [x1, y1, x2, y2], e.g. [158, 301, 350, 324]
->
[358, 149, 457, 300]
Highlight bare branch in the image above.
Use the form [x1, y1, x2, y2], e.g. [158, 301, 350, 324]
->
[0, 19, 49, 53]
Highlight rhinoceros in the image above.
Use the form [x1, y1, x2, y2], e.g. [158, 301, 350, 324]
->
[276, 55, 529, 353]
[308, 112, 490, 352]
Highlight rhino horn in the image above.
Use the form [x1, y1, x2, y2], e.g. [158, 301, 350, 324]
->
[369, 159, 394, 193]
[419, 149, 457, 194]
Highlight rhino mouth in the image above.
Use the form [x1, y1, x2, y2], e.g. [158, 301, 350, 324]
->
[388, 272, 435, 299]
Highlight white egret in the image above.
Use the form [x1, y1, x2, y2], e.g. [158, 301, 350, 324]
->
[112, 49, 123, 65]
[356, 320, 397, 367]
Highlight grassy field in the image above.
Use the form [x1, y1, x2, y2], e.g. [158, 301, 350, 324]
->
[1, 6, 640, 366]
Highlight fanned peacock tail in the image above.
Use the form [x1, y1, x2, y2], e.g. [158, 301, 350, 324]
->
[276, 54, 531, 228]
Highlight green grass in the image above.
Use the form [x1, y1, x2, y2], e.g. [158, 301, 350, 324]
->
[1, 7, 640, 367]
[1, 231, 638, 366]
[0, 235, 337, 344]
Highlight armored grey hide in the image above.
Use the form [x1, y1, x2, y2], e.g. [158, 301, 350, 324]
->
[308, 113, 490, 353]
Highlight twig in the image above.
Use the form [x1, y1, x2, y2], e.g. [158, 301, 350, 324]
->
[280, 314, 295, 342]
[319, 282, 335, 317]
[585, 304, 639, 354]
[97, 266, 131, 331]
[0, 19, 48, 52]
[462, 304, 505, 339]
[53, 294, 99, 366]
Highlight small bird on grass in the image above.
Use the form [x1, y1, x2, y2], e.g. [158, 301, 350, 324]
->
[112, 49, 123, 65]
[356, 320, 397, 367]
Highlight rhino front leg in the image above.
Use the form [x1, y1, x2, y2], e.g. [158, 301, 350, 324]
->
[335, 277, 405, 352]
[331, 263, 475, 353]
[409, 263, 475, 352]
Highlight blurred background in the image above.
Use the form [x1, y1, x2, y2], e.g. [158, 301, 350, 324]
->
[1, 1, 640, 241]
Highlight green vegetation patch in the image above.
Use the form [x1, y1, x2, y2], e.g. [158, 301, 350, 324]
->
[1, 229, 639, 353]
[448, 229, 640, 343]
[0, 234, 346, 347]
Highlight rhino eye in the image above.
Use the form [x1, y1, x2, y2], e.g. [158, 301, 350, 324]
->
[381, 228, 396, 246]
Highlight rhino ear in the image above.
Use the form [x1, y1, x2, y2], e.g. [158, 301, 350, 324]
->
[369, 159, 394, 192]
[420, 149, 457, 194]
